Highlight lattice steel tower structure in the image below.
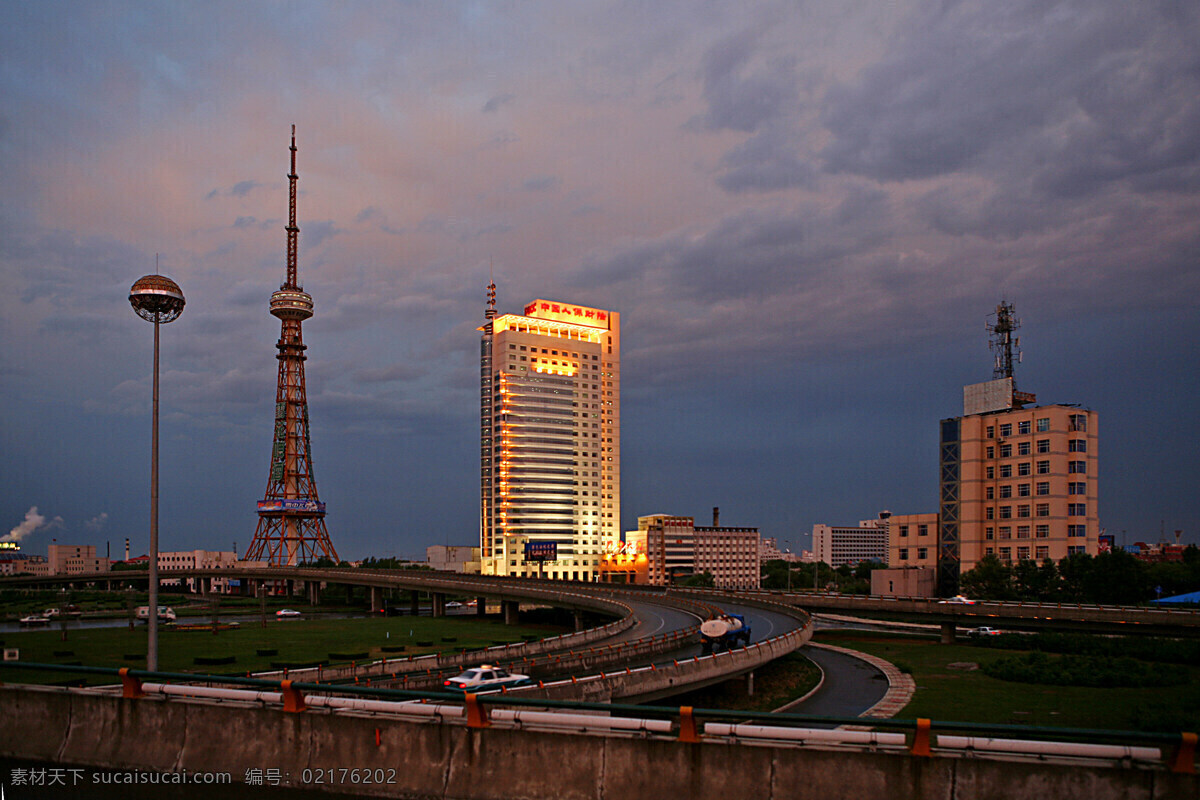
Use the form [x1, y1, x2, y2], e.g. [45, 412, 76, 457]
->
[245, 126, 339, 566]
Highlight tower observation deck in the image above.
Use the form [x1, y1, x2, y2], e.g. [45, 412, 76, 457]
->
[245, 126, 339, 566]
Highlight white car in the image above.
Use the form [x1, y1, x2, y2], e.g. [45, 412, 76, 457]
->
[442, 665, 531, 692]
[938, 595, 977, 605]
[445, 601, 463, 609]
[966, 626, 1001, 637]
[275, 608, 302, 618]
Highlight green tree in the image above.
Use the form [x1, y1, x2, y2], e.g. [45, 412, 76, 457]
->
[1057, 552, 1093, 602]
[1084, 549, 1150, 605]
[1013, 558, 1059, 601]
[678, 571, 715, 588]
[959, 554, 1014, 600]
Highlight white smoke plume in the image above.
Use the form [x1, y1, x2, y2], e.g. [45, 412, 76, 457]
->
[3, 506, 63, 542]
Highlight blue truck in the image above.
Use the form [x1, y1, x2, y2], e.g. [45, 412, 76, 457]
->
[699, 613, 752, 654]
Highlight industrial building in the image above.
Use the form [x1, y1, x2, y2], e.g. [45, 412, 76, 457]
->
[479, 291, 621, 581]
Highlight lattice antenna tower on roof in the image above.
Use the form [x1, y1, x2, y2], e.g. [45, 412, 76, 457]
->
[986, 300, 1022, 380]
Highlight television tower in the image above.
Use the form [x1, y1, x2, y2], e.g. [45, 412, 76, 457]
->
[245, 126, 339, 566]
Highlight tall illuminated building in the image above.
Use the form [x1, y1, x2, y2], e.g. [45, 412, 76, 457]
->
[479, 288, 620, 580]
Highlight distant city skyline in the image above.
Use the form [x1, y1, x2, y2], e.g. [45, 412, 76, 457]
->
[2, 2, 1198, 560]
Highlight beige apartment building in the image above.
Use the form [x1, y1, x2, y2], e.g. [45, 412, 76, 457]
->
[479, 296, 620, 580]
[888, 378, 1099, 589]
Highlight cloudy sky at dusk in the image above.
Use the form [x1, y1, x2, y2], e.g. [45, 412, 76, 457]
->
[3, 1, 1198, 561]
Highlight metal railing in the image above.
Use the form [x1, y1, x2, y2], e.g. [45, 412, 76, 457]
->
[1, 661, 1193, 774]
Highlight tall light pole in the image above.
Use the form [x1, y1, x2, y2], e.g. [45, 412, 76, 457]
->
[129, 273, 185, 671]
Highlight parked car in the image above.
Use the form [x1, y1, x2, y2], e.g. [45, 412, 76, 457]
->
[442, 665, 531, 692]
[19, 615, 50, 627]
[275, 608, 302, 618]
[966, 626, 1001, 637]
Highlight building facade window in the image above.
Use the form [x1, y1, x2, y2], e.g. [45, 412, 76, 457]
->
[1000, 464, 1013, 478]
[1069, 414, 1087, 432]
[986, 486, 994, 500]
[1036, 481, 1050, 496]
[1036, 524, 1049, 538]
[999, 506, 1012, 519]
[1068, 503, 1086, 516]
[917, 547, 928, 559]
[899, 548, 909, 560]
[986, 466, 995, 479]
[1018, 421, 1031, 435]
[1068, 481, 1086, 495]
[1000, 443, 1013, 458]
[1000, 485, 1012, 499]
[1017, 505, 1030, 518]
[1069, 439, 1087, 453]
[1036, 503, 1050, 517]
[1037, 439, 1051, 453]
[1037, 417, 1050, 432]
[1017, 525, 1030, 538]
[1037, 460, 1050, 474]
[898, 524, 909, 537]
[1036, 545, 1049, 560]
[999, 423, 1012, 437]
[1069, 461, 1087, 474]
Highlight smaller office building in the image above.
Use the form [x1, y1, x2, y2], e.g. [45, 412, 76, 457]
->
[811, 512, 891, 567]
[600, 508, 760, 589]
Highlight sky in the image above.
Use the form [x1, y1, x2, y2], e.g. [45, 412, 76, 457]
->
[2, 1, 1198, 561]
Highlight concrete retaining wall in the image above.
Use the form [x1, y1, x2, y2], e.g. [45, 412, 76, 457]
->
[0, 685, 1191, 800]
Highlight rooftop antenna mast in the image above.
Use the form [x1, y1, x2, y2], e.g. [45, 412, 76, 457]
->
[485, 259, 497, 320]
[987, 300, 1022, 380]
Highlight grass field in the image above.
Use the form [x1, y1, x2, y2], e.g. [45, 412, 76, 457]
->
[0, 614, 567, 686]
[815, 630, 1200, 733]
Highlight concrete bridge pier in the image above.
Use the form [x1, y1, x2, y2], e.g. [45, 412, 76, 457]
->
[345, 585, 355, 605]
[308, 582, 321, 606]
[410, 590, 420, 616]
[369, 587, 383, 613]
[431, 593, 446, 617]
[573, 610, 585, 631]
[941, 622, 957, 644]
[476, 596, 487, 616]
[502, 600, 520, 626]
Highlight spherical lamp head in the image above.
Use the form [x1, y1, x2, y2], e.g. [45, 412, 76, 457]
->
[129, 275, 186, 323]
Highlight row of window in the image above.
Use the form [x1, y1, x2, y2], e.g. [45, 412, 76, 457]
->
[985, 414, 1087, 438]
[897, 547, 929, 560]
[896, 524, 930, 537]
[986, 440, 1086, 458]
[985, 502, 1088, 519]
[983, 524, 1087, 540]
[984, 459, 1086, 479]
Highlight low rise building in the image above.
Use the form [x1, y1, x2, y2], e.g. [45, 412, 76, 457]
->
[811, 512, 890, 567]
[47, 544, 109, 575]
[601, 509, 760, 589]
[427, 545, 482, 573]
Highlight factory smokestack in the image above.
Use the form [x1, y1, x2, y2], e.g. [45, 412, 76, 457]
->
[713, 507, 720, 527]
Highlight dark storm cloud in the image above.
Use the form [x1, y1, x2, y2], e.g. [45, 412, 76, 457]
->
[821, 2, 1200, 191]
[482, 93, 515, 113]
[694, 29, 797, 134]
[715, 123, 816, 193]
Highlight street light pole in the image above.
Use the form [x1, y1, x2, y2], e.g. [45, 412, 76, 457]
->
[129, 273, 185, 672]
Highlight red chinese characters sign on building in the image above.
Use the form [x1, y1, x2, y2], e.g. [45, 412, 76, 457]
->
[524, 299, 608, 325]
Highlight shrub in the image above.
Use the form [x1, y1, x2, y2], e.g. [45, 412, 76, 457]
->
[982, 652, 1186, 688]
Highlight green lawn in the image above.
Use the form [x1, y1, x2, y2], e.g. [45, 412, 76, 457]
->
[816, 630, 1200, 733]
[1, 615, 566, 685]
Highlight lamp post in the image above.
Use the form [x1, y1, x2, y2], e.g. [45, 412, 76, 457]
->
[129, 274, 185, 671]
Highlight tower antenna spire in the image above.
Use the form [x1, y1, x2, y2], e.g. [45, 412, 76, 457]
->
[285, 124, 300, 289]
